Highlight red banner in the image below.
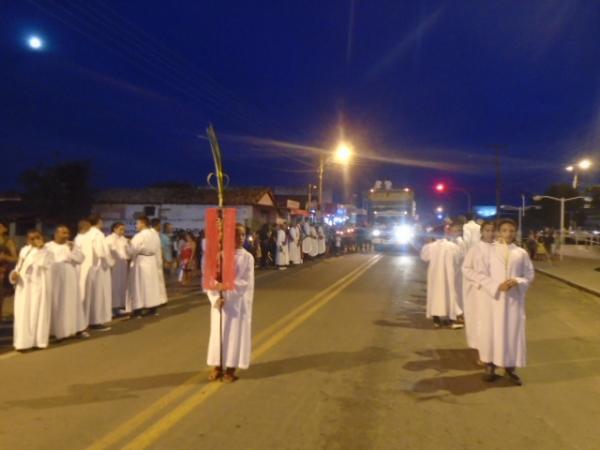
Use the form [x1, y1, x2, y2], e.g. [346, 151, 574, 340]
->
[202, 208, 237, 291]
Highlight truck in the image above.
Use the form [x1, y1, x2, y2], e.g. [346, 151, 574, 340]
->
[367, 181, 418, 250]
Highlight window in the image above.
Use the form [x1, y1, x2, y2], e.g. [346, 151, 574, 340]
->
[144, 206, 156, 216]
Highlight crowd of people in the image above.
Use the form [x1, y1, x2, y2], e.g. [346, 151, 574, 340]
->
[1, 215, 173, 351]
[421, 214, 535, 385]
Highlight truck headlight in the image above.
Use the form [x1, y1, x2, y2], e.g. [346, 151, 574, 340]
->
[372, 229, 381, 237]
[394, 225, 414, 244]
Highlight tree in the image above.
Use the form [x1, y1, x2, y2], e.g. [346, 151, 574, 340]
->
[20, 160, 94, 225]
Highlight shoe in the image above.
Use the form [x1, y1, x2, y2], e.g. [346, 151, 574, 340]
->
[450, 322, 464, 330]
[92, 325, 111, 332]
[505, 370, 522, 386]
[433, 322, 441, 329]
[223, 369, 239, 383]
[483, 364, 496, 382]
[78, 331, 90, 339]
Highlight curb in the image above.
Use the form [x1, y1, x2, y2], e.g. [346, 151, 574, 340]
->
[534, 267, 600, 298]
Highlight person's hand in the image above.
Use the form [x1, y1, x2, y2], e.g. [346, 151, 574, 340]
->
[9, 271, 20, 284]
[214, 282, 225, 291]
[214, 297, 225, 309]
[68, 241, 74, 250]
[499, 279, 518, 292]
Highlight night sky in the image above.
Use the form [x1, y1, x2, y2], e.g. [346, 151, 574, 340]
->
[2, 1, 600, 213]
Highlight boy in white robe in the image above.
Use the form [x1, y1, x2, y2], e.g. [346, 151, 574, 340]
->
[46, 225, 88, 340]
[86, 215, 114, 330]
[127, 216, 161, 316]
[462, 213, 481, 252]
[466, 219, 534, 385]
[317, 225, 326, 255]
[301, 220, 312, 259]
[150, 218, 168, 306]
[207, 224, 254, 383]
[461, 221, 495, 352]
[309, 225, 319, 258]
[275, 224, 289, 270]
[288, 223, 301, 265]
[106, 222, 130, 313]
[74, 219, 92, 327]
[420, 224, 464, 329]
[9, 230, 53, 350]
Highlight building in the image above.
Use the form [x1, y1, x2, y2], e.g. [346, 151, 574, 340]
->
[93, 186, 281, 234]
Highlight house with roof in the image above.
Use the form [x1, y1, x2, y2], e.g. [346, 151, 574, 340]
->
[93, 186, 281, 233]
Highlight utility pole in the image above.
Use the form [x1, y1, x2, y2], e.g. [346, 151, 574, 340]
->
[489, 145, 507, 219]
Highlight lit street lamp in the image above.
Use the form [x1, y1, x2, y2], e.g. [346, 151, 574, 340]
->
[565, 159, 592, 189]
[27, 35, 44, 50]
[533, 194, 592, 259]
[317, 141, 353, 215]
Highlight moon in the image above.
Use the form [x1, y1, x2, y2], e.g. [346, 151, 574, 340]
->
[28, 36, 43, 50]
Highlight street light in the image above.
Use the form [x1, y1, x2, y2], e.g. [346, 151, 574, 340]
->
[533, 194, 592, 259]
[436, 206, 444, 213]
[27, 35, 44, 50]
[565, 159, 592, 189]
[318, 141, 353, 216]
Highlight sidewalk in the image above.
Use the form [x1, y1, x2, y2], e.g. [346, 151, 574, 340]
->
[534, 256, 600, 297]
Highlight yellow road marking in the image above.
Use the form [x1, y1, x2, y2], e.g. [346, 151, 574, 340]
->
[120, 255, 382, 450]
[83, 255, 380, 450]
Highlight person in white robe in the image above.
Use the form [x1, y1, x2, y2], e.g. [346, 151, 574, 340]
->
[150, 218, 168, 305]
[127, 216, 161, 316]
[288, 222, 301, 265]
[461, 220, 495, 352]
[301, 220, 313, 259]
[74, 219, 93, 328]
[462, 213, 481, 252]
[420, 223, 464, 329]
[207, 224, 254, 383]
[463, 219, 534, 385]
[317, 225, 326, 255]
[86, 215, 114, 330]
[46, 225, 88, 340]
[9, 230, 53, 350]
[275, 224, 289, 269]
[309, 224, 319, 258]
[106, 222, 130, 312]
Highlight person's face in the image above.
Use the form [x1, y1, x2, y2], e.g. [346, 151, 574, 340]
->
[115, 225, 125, 236]
[447, 225, 461, 238]
[499, 223, 516, 244]
[166, 224, 173, 233]
[136, 220, 145, 232]
[235, 226, 246, 248]
[54, 227, 70, 243]
[481, 225, 495, 243]
[96, 219, 103, 229]
[153, 223, 160, 232]
[28, 233, 44, 248]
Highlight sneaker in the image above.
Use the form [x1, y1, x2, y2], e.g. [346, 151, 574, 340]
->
[78, 331, 90, 339]
[450, 322, 464, 330]
[91, 325, 111, 332]
[483, 364, 496, 382]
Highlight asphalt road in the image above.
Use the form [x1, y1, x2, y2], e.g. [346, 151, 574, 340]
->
[1, 252, 599, 450]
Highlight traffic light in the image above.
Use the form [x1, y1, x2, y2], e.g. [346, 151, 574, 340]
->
[435, 182, 446, 193]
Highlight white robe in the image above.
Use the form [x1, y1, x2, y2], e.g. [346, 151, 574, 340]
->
[309, 226, 318, 257]
[45, 242, 86, 339]
[420, 239, 463, 320]
[461, 241, 493, 349]
[106, 233, 130, 309]
[465, 242, 534, 368]
[301, 223, 312, 255]
[317, 226, 326, 255]
[11, 246, 53, 350]
[207, 248, 254, 369]
[127, 228, 161, 310]
[150, 229, 168, 304]
[74, 231, 93, 322]
[86, 227, 114, 325]
[275, 229, 289, 267]
[463, 221, 481, 251]
[288, 226, 301, 264]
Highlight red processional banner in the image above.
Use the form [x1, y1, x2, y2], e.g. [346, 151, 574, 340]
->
[202, 208, 237, 291]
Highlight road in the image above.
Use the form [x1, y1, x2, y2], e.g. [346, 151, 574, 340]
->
[1, 252, 599, 450]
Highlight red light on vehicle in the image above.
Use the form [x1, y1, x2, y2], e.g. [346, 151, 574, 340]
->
[435, 183, 446, 192]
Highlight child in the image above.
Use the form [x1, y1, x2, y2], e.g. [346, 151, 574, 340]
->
[10, 230, 53, 351]
[470, 219, 534, 385]
[207, 224, 255, 383]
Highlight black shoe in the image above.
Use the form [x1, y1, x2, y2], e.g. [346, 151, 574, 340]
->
[505, 369, 522, 386]
[483, 364, 496, 382]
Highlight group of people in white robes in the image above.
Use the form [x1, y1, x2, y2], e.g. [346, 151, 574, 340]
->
[300, 220, 326, 260]
[421, 215, 534, 385]
[275, 220, 327, 269]
[9, 214, 168, 351]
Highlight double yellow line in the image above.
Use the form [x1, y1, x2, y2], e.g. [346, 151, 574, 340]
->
[86, 254, 382, 450]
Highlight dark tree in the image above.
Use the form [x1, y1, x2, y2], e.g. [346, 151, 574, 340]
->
[20, 160, 94, 224]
